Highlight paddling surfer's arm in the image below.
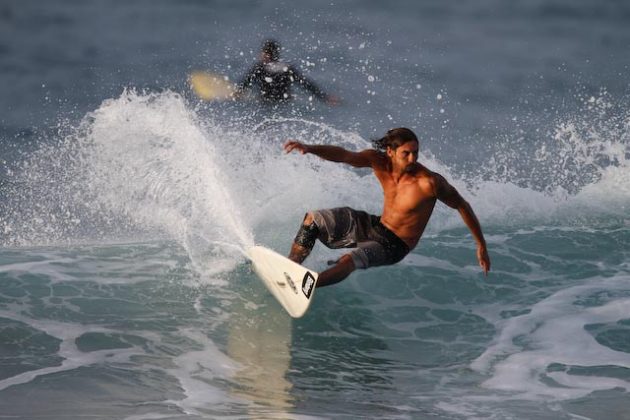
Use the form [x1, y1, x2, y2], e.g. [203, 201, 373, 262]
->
[290, 67, 327, 100]
[283, 140, 378, 168]
[289, 67, 340, 106]
[433, 174, 491, 274]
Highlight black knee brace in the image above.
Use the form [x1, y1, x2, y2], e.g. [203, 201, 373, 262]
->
[294, 220, 319, 249]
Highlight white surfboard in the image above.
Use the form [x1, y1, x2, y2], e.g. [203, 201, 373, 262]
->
[248, 246, 318, 318]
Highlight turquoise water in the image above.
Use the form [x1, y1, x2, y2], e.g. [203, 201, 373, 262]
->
[1, 226, 629, 419]
[1, 1, 630, 419]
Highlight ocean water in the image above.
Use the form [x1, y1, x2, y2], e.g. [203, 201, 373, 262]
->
[1, 1, 630, 419]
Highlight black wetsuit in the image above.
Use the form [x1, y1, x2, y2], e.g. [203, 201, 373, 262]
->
[237, 61, 329, 102]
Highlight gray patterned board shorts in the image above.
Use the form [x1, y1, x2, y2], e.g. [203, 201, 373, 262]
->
[311, 207, 410, 269]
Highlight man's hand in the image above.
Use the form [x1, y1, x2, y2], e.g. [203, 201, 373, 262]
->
[477, 244, 490, 275]
[284, 140, 310, 154]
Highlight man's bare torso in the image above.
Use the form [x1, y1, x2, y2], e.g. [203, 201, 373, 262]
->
[372, 156, 437, 249]
[283, 135, 491, 283]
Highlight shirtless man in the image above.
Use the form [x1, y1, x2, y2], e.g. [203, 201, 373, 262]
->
[284, 127, 490, 288]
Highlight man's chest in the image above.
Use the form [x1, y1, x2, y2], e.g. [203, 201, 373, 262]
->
[381, 178, 433, 210]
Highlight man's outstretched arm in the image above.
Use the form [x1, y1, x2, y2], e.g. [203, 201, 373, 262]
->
[433, 174, 491, 274]
[283, 140, 379, 168]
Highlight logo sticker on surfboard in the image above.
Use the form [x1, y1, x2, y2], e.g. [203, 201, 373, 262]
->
[302, 272, 316, 299]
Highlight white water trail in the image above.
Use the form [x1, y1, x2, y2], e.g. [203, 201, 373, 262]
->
[76, 89, 255, 275]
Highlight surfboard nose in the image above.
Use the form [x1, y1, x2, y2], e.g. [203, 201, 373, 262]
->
[247, 245, 319, 318]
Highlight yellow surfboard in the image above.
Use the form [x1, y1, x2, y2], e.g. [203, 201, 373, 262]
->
[189, 71, 236, 101]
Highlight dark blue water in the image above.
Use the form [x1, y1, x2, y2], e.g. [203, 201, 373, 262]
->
[1, 1, 629, 419]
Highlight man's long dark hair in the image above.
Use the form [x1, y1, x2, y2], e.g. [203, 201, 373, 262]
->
[372, 127, 418, 151]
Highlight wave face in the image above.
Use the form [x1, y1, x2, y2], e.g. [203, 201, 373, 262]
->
[2, 89, 628, 246]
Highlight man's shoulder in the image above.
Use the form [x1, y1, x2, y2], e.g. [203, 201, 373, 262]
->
[361, 148, 384, 156]
[248, 62, 265, 74]
[361, 149, 387, 166]
[408, 163, 435, 178]
[412, 165, 443, 192]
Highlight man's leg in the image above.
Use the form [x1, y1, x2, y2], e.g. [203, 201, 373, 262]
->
[288, 213, 318, 264]
[316, 254, 356, 288]
[288, 208, 360, 287]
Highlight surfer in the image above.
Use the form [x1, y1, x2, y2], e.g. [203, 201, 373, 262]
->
[234, 39, 339, 105]
[284, 127, 491, 288]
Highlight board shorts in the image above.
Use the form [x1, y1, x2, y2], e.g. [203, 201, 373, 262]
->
[311, 207, 410, 269]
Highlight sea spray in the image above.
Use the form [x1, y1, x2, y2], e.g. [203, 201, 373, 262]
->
[2, 89, 628, 269]
[0, 90, 255, 277]
[456, 91, 630, 229]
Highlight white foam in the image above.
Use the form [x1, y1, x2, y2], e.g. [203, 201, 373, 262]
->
[78, 90, 254, 275]
[471, 274, 630, 400]
[0, 309, 144, 392]
[165, 328, 240, 415]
